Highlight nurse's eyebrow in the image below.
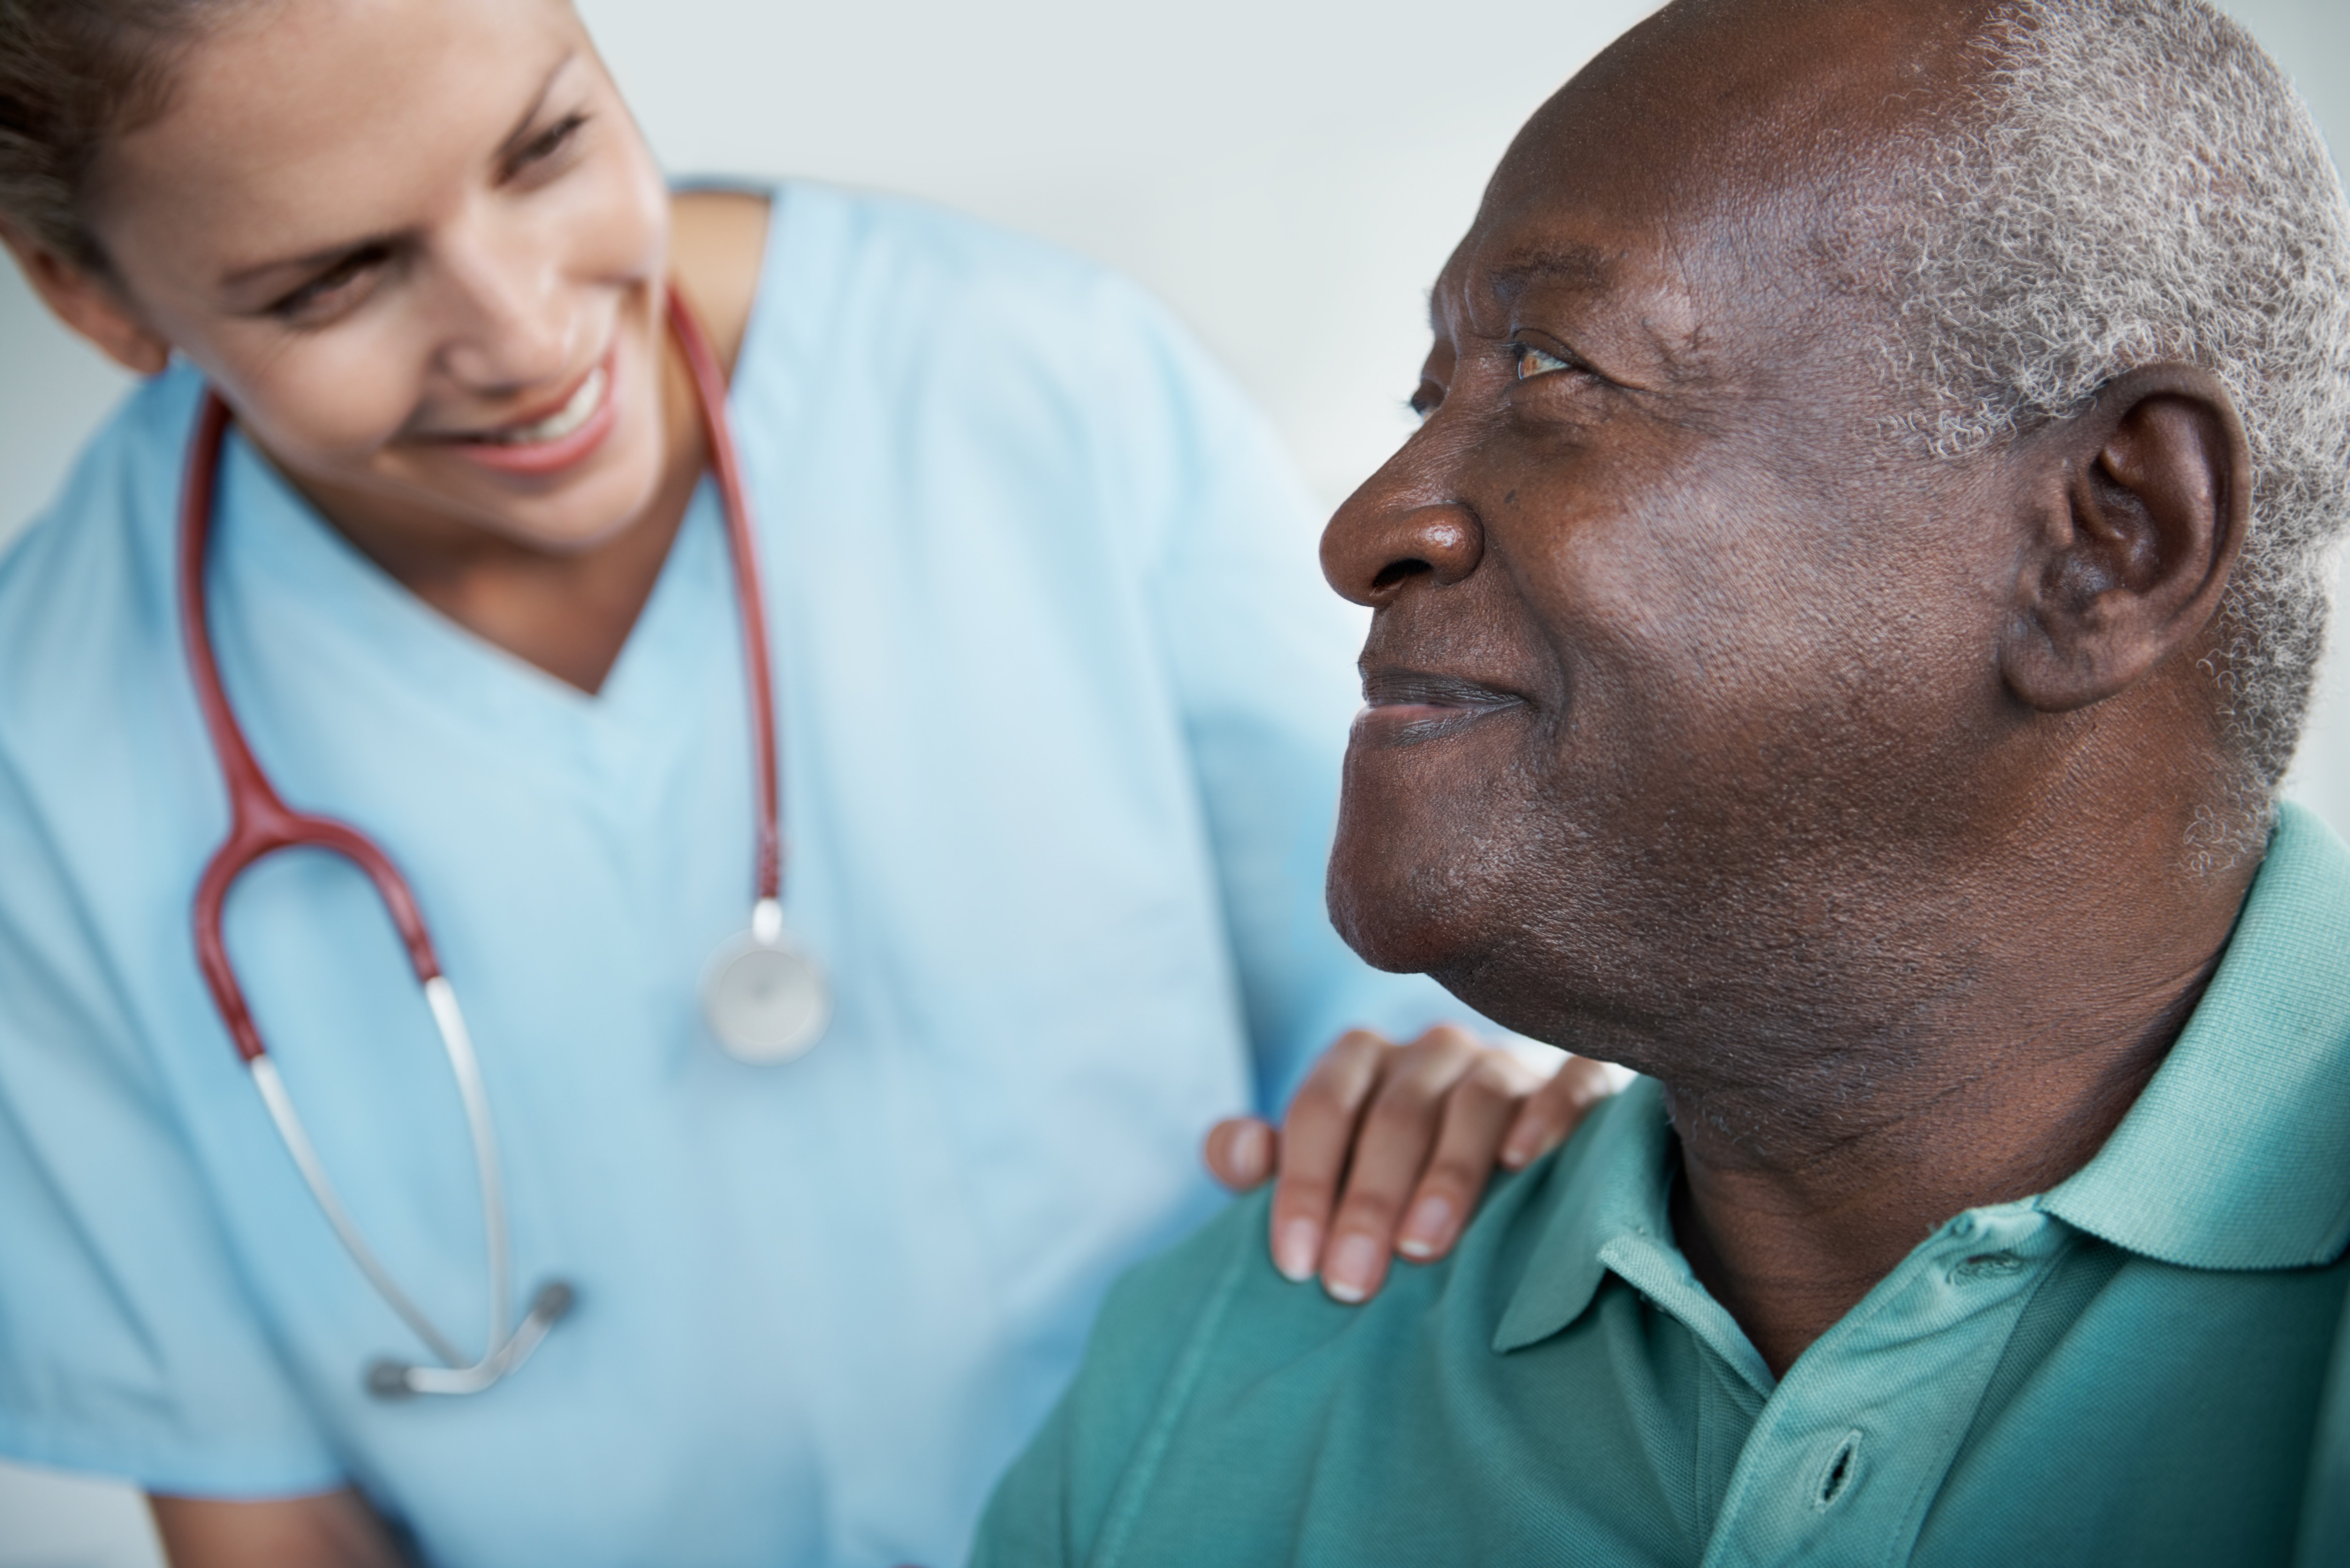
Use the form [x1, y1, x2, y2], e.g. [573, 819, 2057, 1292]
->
[216, 54, 584, 298]
[219, 231, 405, 296]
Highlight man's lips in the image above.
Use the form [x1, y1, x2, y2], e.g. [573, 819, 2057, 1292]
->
[1353, 669, 1526, 744]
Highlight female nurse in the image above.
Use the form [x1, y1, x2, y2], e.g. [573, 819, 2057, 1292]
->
[0, 1, 1608, 1563]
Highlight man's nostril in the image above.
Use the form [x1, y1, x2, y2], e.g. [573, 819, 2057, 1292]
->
[1372, 559, 1433, 592]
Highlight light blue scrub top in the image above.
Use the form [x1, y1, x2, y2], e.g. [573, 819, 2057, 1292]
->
[0, 184, 1458, 1567]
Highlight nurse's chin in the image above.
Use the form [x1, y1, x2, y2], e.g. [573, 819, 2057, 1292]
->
[418, 425, 669, 554]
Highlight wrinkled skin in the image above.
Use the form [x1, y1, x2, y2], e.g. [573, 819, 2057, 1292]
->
[1321, 0, 2257, 1375]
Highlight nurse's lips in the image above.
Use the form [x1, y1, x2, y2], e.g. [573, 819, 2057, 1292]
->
[1352, 668, 1526, 746]
[434, 346, 621, 477]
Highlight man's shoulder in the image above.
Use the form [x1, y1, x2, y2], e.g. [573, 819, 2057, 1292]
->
[974, 1112, 1606, 1565]
[1098, 1126, 1585, 1392]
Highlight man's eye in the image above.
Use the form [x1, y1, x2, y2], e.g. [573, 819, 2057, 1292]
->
[1409, 380, 1443, 419]
[1513, 343, 1576, 381]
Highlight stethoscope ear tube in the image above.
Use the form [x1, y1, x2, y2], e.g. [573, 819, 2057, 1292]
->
[180, 286, 774, 1399]
[248, 977, 580, 1400]
[184, 391, 579, 1397]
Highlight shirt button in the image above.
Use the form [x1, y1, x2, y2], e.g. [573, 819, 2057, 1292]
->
[1950, 1251, 2025, 1282]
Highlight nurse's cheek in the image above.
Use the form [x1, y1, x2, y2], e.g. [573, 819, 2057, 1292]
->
[1202, 1028, 1616, 1303]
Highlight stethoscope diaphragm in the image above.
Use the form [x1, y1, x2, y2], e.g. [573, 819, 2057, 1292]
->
[703, 899, 831, 1064]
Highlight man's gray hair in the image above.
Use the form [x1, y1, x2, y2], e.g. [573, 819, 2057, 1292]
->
[1891, 0, 2350, 824]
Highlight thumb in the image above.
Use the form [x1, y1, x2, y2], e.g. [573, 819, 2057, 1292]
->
[1202, 1116, 1278, 1191]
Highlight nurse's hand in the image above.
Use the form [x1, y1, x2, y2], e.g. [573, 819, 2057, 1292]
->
[1202, 1026, 1615, 1304]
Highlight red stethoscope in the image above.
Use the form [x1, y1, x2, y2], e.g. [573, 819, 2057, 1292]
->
[179, 290, 827, 1399]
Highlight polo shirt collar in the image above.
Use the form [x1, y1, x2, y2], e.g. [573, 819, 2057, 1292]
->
[1492, 801, 2350, 1359]
[2042, 801, 2350, 1271]
[1492, 1078, 1669, 1356]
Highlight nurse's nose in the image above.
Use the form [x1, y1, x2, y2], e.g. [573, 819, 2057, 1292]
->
[432, 224, 579, 393]
[1320, 443, 1485, 609]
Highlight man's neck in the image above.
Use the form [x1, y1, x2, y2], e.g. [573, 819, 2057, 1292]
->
[1661, 906, 2238, 1378]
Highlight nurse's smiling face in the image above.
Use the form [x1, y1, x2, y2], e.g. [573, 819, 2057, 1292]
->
[60, 0, 674, 554]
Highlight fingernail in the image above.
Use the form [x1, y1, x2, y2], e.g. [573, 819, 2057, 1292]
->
[1274, 1218, 1321, 1282]
[1230, 1121, 1272, 1183]
[1499, 1139, 1533, 1170]
[1396, 1195, 1453, 1260]
[1323, 1233, 1381, 1303]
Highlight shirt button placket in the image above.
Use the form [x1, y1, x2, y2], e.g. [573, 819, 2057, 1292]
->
[1701, 1209, 2056, 1568]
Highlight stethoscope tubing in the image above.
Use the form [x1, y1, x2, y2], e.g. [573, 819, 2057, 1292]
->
[178, 288, 775, 1396]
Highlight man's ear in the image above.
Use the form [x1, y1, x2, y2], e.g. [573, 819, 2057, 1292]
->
[1999, 364, 2251, 713]
[1, 228, 172, 377]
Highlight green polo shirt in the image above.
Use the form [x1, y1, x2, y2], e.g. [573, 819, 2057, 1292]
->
[975, 803, 2350, 1568]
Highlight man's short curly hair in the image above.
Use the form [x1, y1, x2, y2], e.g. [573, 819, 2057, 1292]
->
[1888, 0, 2350, 836]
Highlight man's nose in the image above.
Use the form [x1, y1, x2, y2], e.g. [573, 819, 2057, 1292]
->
[1321, 461, 1486, 608]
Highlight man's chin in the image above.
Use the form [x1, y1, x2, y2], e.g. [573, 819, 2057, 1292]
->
[1325, 854, 1481, 978]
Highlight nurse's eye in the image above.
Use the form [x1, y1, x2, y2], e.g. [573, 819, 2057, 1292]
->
[269, 245, 391, 324]
[507, 113, 590, 181]
[1511, 340, 1581, 382]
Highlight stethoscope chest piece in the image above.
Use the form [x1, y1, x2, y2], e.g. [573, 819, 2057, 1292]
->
[704, 898, 830, 1064]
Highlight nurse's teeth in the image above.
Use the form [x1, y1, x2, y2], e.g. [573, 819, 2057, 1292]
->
[490, 365, 606, 445]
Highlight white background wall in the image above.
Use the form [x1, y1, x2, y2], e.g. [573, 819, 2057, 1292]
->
[3, 1, 2346, 1560]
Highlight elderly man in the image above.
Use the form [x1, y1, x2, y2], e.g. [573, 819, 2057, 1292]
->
[969, 0, 2350, 1563]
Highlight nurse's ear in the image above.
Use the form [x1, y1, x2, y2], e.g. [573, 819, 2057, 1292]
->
[3, 228, 172, 377]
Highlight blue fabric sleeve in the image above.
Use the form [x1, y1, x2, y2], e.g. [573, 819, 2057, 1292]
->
[1081, 282, 1469, 1113]
[0, 748, 342, 1496]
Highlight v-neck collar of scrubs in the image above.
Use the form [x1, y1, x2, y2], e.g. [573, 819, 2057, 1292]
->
[1493, 801, 2350, 1388]
[209, 394, 734, 805]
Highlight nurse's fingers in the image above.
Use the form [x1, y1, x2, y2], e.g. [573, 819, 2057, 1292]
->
[1315, 1028, 1519, 1303]
[1265, 1028, 1395, 1284]
[1202, 1116, 1277, 1190]
[1383, 1050, 1548, 1267]
[1499, 1053, 1618, 1170]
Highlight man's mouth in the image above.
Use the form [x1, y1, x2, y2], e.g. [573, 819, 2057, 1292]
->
[1353, 669, 1525, 745]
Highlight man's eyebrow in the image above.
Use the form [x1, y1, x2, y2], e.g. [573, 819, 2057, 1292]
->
[217, 53, 578, 296]
[1427, 243, 1619, 335]
[1488, 244, 1616, 302]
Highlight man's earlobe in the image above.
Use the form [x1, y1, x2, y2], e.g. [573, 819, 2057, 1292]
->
[1999, 365, 2250, 714]
[1, 228, 172, 377]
